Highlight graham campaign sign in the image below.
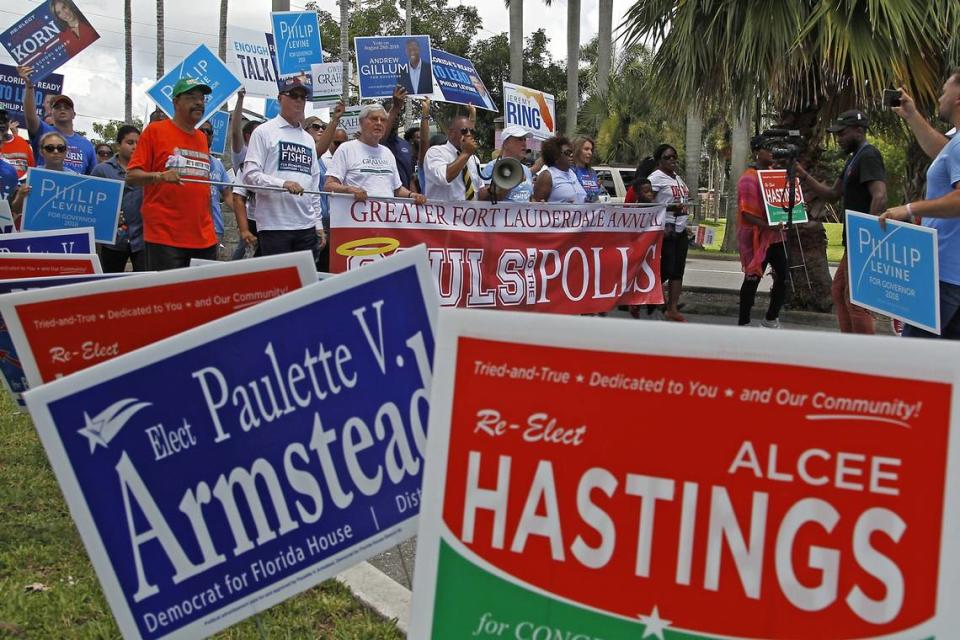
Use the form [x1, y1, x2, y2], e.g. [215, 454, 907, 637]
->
[0, 63, 63, 120]
[0, 272, 127, 407]
[0, 227, 94, 254]
[0, 252, 316, 389]
[329, 197, 665, 314]
[0, 251, 99, 279]
[758, 170, 809, 225]
[21, 167, 123, 244]
[431, 49, 496, 111]
[310, 62, 346, 107]
[355, 36, 434, 99]
[226, 26, 280, 98]
[503, 81, 556, 140]
[24, 248, 439, 640]
[0, 2, 99, 81]
[337, 106, 363, 137]
[846, 210, 940, 334]
[270, 11, 323, 77]
[411, 311, 960, 640]
[146, 44, 242, 127]
[207, 110, 229, 157]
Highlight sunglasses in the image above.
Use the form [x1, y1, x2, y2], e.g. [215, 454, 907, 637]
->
[97, 150, 111, 156]
[43, 144, 67, 153]
[561, 149, 574, 157]
[307, 123, 323, 132]
[282, 92, 309, 101]
[662, 153, 678, 160]
[460, 128, 477, 136]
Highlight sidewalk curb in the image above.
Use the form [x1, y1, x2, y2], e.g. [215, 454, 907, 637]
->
[338, 561, 411, 634]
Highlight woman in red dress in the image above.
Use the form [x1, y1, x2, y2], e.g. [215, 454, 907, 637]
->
[49, 0, 97, 58]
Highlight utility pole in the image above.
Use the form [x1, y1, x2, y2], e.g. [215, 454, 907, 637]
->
[272, 0, 290, 10]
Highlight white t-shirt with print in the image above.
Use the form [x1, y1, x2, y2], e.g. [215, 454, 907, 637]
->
[649, 169, 690, 231]
[325, 139, 402, 198]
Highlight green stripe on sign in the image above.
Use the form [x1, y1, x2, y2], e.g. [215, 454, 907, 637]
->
[430, 540, 717, 639]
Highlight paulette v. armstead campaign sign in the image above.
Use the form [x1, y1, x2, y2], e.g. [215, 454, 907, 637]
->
[411, 311, 960, 639]
[0, 251, 100, 279]
[24, 248, 439, 640]
[0, 227, 94, 254]
[329, 196, 666, 314]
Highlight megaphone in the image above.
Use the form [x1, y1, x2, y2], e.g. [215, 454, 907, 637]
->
[481, 157, 525, 203]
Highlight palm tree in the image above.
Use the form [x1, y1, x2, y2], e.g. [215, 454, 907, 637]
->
[340, 0, 350, 99]
[218, 0, 229, 60]
[619, 0, 960, 309]
[155, 0, 164, 79]
[684, 106, 702, 208]
[596, 0, 613, 95]
[508, 0, 522, 84]
[564, 0, 580, 135]
[124, 0, 132, 122]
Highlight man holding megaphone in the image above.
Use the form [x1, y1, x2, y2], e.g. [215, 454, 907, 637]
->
[482, 125, 535, 203]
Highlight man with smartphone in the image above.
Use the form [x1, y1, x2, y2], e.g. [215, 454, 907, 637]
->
[879, 71, 960, 339]
[423, 114, 488, 201]
[796, 110, 888, 334]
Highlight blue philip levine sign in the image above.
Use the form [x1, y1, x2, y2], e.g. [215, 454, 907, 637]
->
[24, 248, 439, 639]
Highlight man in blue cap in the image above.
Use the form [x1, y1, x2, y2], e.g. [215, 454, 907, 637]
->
[126, 77, 219, 270]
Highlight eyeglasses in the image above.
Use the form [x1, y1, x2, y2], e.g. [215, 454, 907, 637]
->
[460, 128, 477, 136]
[561, 149, 574, 157]
[43, 144, 67, 153]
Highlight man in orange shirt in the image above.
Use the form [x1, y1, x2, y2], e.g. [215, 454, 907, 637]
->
[0, 113, 35, 179]
[127, 77, 218, 270]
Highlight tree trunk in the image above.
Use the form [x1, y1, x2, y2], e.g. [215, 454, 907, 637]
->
[124, 0, 132, 122]
[340, 0, 350, 100]
[509, 0, 523, 84]
[218, 0, 228, 60]
[272, 0, 290, 10]
[721, 111, 748, 252]
[155, 0, 164, 79]
[596, 0, 613, 95]
[684, 106, 702, 209]
[405, 0, 413, 127]
[565, 0, 580, 135]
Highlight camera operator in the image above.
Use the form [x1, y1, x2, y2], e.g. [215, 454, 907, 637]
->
[796, 110, 887, 334]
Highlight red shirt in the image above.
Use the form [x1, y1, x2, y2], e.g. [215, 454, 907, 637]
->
[1, 134, 35, 178]
[59, 21, 98, 57]
[128, 119, 216, 249]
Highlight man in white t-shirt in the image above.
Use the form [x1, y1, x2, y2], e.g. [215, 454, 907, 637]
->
[243, 76, 324, 256]
[324, 103, 426, 203]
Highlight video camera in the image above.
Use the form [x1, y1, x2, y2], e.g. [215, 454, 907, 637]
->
[762, 128, 803, 160]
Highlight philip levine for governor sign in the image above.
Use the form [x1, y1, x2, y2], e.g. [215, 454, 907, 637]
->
[24, 249, 438, 640]
[410, 311, 960, 640]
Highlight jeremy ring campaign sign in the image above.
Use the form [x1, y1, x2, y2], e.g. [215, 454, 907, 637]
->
[24, 248, 439, 640]
[146, 44, 242, 127]
[21, 167, 123, 244]
[411, 311, 960, 639]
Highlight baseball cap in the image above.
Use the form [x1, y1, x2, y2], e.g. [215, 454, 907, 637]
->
[171, 77, 212, 98]
[50, 94, 74, 109]
[826, 109, 869, 133]
[501, 124, 533, 141]
[278, 75, 310, 96]
[750, 135, 770, 151]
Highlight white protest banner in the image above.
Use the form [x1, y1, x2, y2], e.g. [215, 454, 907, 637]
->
[0, 252, 316, 389]
[411, 310, 960, 639]
[226, 26, 279, 98]
[502, 81, 556, 140]
[25, 248, 438, 640]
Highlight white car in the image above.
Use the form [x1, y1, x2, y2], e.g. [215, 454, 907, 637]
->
[593, 165, 636, 203]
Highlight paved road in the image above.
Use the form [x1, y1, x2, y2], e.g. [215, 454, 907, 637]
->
[684, 256, 838, 292]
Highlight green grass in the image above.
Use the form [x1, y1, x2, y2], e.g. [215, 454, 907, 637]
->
[0, 393, 404, 639]
[693, 219, 845, 264]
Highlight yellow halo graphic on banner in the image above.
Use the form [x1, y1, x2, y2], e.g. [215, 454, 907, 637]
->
[336, 237, 401, 257]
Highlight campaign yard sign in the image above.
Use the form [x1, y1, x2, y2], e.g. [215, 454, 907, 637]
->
[310, 62, 346, 107]
[0, 3, 100, 81]
[0, 252, 317, 389]
[21, 168, 123, 244]
[430, 49, 496, 111]
[0, 63, 63, 120]
[337, 106, 363, 137]
[226, 26, 280, 98]
[264, 98, 280, 120]
[846, 210, 940, 334]
[0, 252, 100, 279]
[207, 111, 229, 157]
[0, 227, 94, 254]
[270, 11, 323, 77]
[146, 44, 242, 127]
[24, 248, 439, 640]
[355, 36, 434, 99]
[412, 310, 960, 639]
[758, 169, 808, 225]
[503, 82, 555, 140]
[0, 200, 13, 233]
[0, 272, 128, 407]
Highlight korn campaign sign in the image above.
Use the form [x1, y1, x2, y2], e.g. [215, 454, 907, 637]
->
[270, 11, 323, 77]
[0, 227, 94, 254]
[146, 44, 242, 126]
[846, 210, 940, 334]
[503, 81, 555, 140]
[0, 252, 317, 389]
[758, 169, 809, 225]
[21, 168, 123, 244]
[411, 311, 960, 639]
[226, 26, 279, 98]
[0, 2, 100, 81]
[24, 248, 438, 640]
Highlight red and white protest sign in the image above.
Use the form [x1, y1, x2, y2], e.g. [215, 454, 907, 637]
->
[329, 197, 665, 314]
[0, 252, 317, 387]
[758, 169, 809, 225]
[411, 311, 960, 639]
[0, 252, 101, 279]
